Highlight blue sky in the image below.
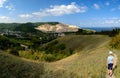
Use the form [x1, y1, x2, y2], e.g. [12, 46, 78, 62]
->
[0, 0, 120, 27]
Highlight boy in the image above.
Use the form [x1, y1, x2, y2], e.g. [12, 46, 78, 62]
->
[107, 51, 114, 77]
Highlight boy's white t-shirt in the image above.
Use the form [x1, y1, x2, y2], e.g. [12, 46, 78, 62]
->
[107, 55, 114, 64]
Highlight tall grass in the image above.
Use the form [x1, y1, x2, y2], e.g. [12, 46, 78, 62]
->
[0, 52, 44, 78]
[43, 45, 109, 78]
[44, 48, 120, 78]
[40, 35, 111, 78]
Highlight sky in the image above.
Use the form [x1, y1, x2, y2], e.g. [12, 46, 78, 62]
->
[0, 0, 120, 27]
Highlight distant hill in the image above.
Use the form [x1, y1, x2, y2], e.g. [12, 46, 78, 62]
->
[15, 22, 79, 33]
[14, 23, 37, 32]
[0, 22, 59, 32]
[35, 23, 79, 33]
[0, 23, 20, 31]
[0, 22, 96, 34]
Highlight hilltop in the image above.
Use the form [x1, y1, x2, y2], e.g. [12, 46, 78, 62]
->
[0, 22, 79, 33]
[35, 23, 79, 32]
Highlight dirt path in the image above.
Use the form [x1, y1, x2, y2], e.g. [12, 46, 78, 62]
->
[106, 74, 115, 78]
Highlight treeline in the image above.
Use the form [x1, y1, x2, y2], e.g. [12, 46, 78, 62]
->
[0, 34, 69, 62]
[0, 36, 22, 50]
[0, 22, 59, 32]
[76, 28, 120, 37]
[76, 29, 95, 35]
[95, 28, 120, 37]
[18, 40, 73, 62]
[0, 35, 23, 56]
[14, 22, 59, 32]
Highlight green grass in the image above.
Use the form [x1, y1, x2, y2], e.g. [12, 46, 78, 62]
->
[1, 35, 120, 78]
[39, 35, 110, 61]
[43, 35, 114, 78]
[55, 35, 110, 52]
[0, 51, 44, 78]
[112, 49, 120, 78]
[44, 43, 109, 78]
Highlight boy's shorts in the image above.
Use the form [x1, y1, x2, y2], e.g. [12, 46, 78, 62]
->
[108, 63, 113, 70]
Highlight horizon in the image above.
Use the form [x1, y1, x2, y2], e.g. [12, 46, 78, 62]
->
[1, 21, 120, 29]
[0, 0, 120, 27]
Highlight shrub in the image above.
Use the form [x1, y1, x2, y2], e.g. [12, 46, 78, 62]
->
[56, 44, 66, 50]
[110, 34, 120, 49]
[9, 49, 19, 56]
[42, 54, 56, 62]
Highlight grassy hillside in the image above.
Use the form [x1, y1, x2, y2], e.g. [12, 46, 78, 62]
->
[41, 35, 110, 52]
[39, 35, 110, 61]
[43, 35, 110, 77]
[45, 48, 120, 78]
[0, 51, 44, 78]
[43, 35, 120, 78]
[1, 35, 120, 78]
[55, 35, 110, 51]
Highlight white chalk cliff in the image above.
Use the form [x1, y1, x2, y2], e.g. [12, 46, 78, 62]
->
[35, 23, 79, 32]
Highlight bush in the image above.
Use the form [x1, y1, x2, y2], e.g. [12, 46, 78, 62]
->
[9, 49, 19, 56]
[42, 54, 56, 62]
[56, 44, 66, 50]
[110, 34, 120, 49]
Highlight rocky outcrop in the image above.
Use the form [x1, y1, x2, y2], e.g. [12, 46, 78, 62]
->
[35, 23, 79, 32]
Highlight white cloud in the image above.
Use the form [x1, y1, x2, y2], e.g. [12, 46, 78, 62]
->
[45, 2, 86, 16]
[5, 4, 15, 11]
[0, 16, 14, 23]
[103, 18, 120, 26]
[32, 11, 48, 17]
[0, 0, 7, 7]
[33, 2, 87, 17]
[110, 5, 120, 11]
[0, 0, 16, 12]
[0, 16, 9, 19]
[105, 20, 114, 24]
[79, 17, 120, 27]
[19, 14, 33, 18]
[105, 2, 110, 6]
[93, 3, 100, 10]
[110, 8, 116, 11]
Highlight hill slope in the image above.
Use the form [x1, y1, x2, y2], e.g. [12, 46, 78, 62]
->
[1, 35, 120, 78]
[55, 35, 110, 51]
[35, 23, 79, 32]
[43, 35, 115, 78]
[0, 51, 44, 78]
[43, 35, 120, 78]
[40, 35, 110, 61]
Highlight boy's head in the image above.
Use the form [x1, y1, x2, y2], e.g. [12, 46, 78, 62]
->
[109, 51, 113, 55]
